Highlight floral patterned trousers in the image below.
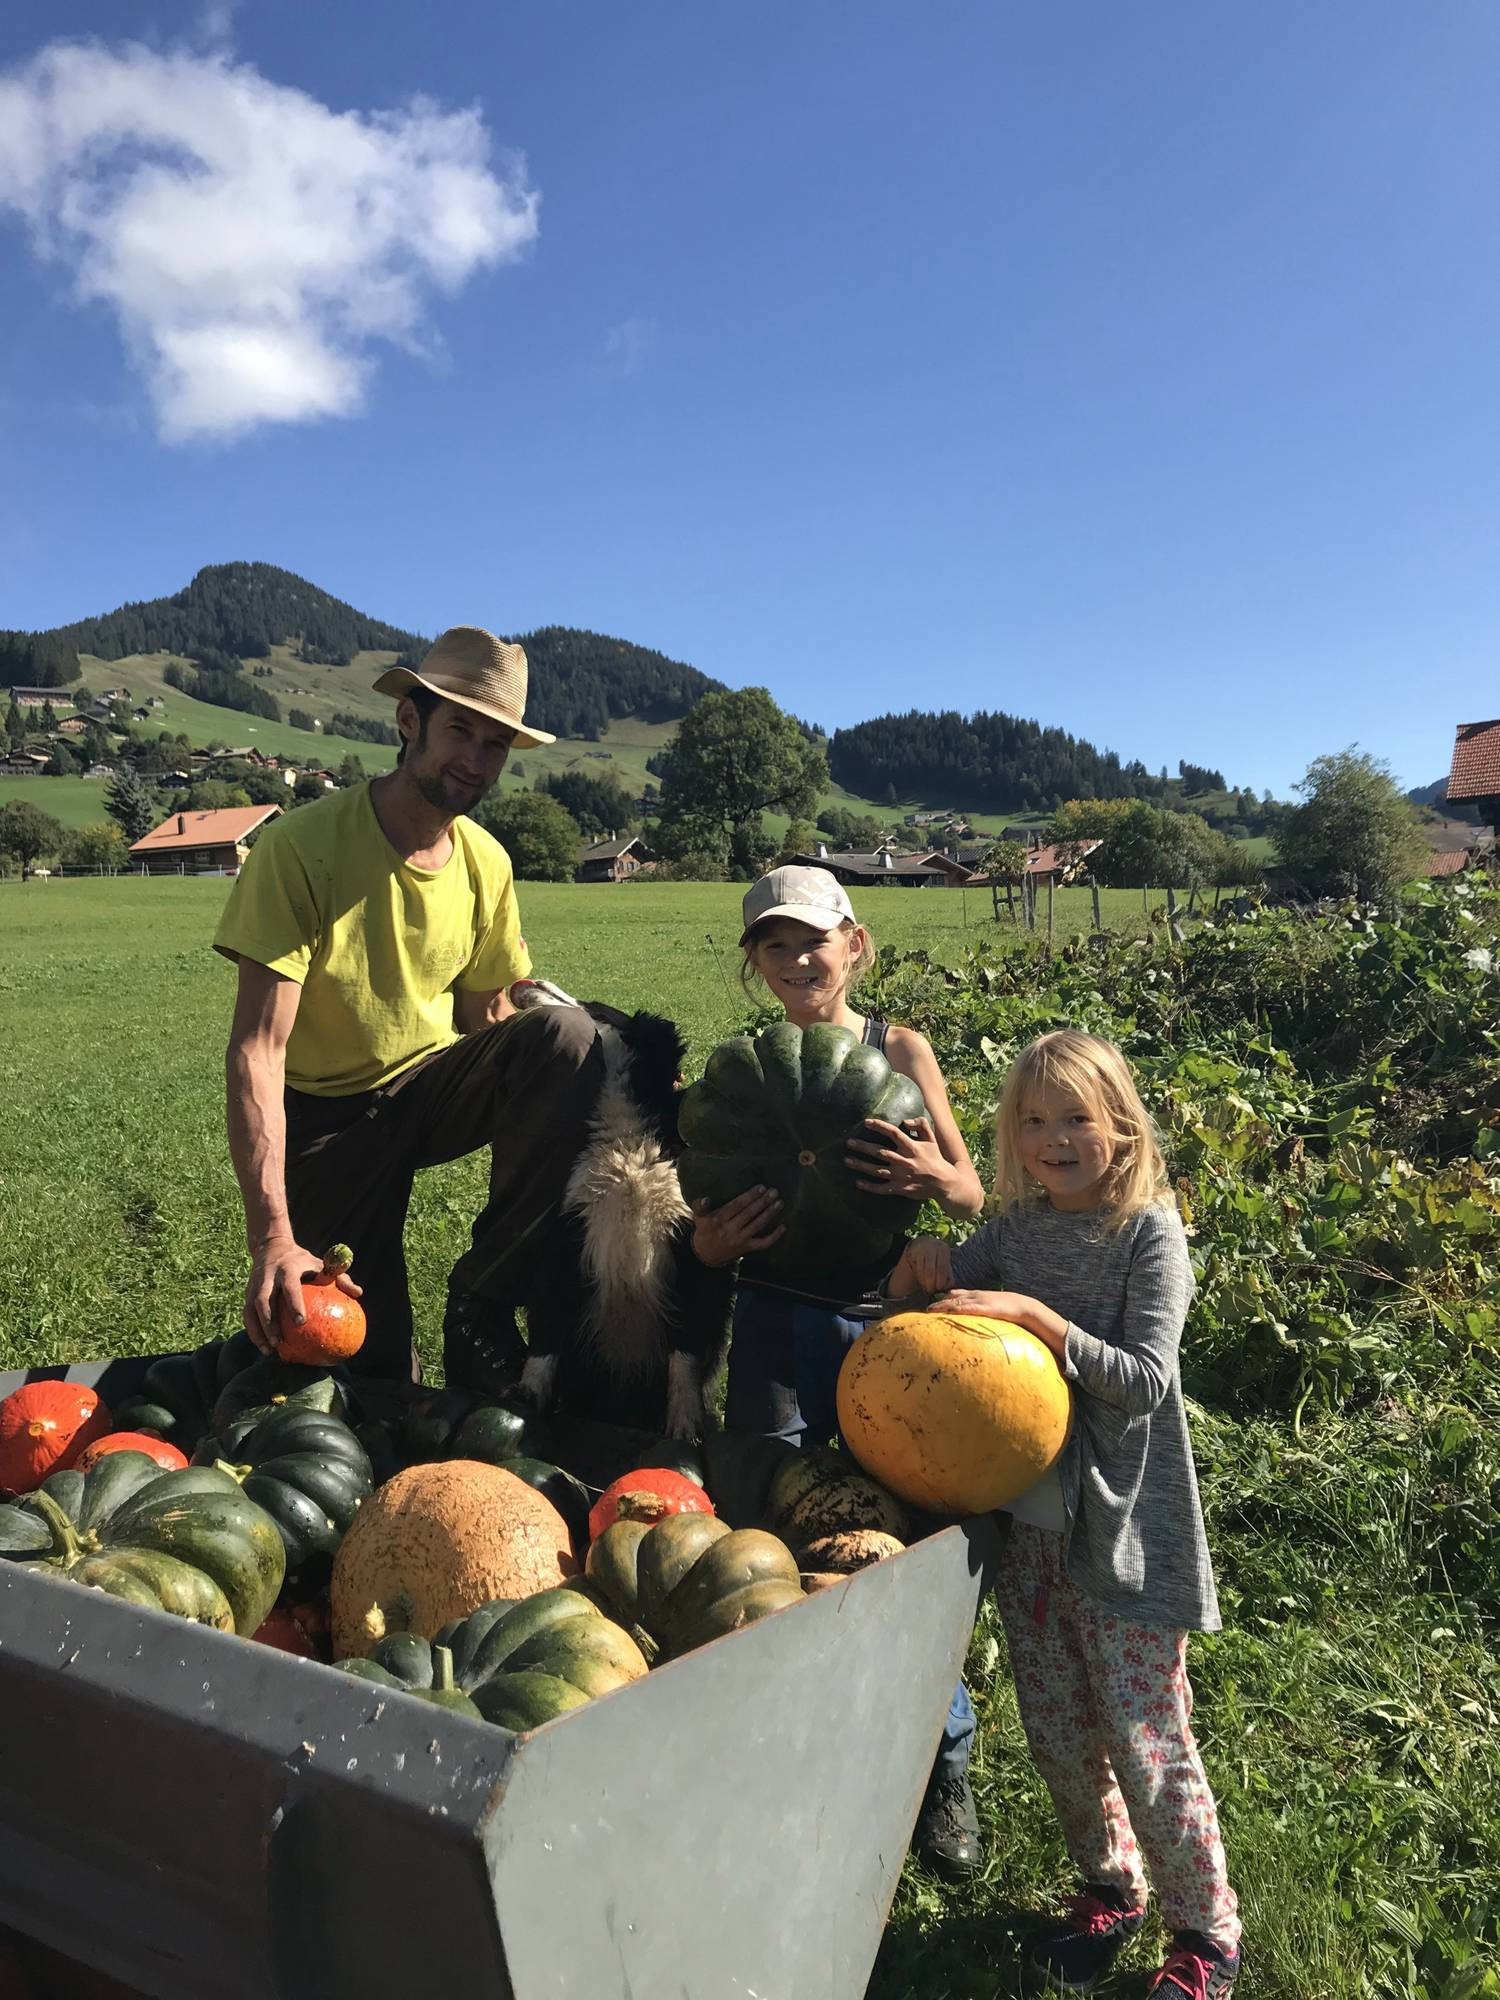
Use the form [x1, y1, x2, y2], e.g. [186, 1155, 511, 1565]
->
[995, 1522, 1241, 1952]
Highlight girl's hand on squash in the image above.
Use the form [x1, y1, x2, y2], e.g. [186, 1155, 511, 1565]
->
[245, 1239, 362, 1353]
[847, 1117, 951, 1202]
[887, 1234, 951, 1296]
[930, 1289, 1067, 1357]
[690, 1190, 785, 1268]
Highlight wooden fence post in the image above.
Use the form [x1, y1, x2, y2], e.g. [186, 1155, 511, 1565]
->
[1091, 881, 1102, 932]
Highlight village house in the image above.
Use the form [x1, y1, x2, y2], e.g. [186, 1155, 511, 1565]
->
[56, 717, 90, 738]
[785, 842, 959, 888]
[129, 805, 283, 876]
[576, 834, 654, 883]
[9, 687, 71, 710]
[0, 751, 50, 777]
[1445, 721, 1500, 842]
[1019, 839, 1104, 887]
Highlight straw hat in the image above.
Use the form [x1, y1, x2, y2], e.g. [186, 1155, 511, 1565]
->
[372, 626, 556, 747]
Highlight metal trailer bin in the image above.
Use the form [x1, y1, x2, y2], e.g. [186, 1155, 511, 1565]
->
[0, 1356, 995, 2000]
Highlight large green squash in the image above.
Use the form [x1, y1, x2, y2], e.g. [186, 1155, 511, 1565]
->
[677, 1022, 928, 1291]
[193, 1406, 373, 1576]
[585, 1517, 803, 1663]
[0, 1452, 285, 1635]
[210, 1356, 348, 1433]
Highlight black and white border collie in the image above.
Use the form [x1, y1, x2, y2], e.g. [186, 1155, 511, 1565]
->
[509, 980, 732, 1439]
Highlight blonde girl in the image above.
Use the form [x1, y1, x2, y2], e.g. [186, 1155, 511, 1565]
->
[690, 864, 985, 1879]
[890, 1030, 1241, 1997]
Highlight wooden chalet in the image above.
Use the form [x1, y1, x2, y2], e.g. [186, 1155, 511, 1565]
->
[576, 835, 654, 883]
[129, 805, 282, 876]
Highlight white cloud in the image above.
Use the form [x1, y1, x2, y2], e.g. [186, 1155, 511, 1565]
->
[599, 315, 657, 382]
[0, 39, 539, 440]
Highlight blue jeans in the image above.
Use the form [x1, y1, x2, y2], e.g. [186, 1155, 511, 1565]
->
[726, 1282, 976, 1784]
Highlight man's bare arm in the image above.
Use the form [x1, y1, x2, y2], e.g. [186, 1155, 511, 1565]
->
[226, 959, 357, 1348]
[453, 985, 516, 1034]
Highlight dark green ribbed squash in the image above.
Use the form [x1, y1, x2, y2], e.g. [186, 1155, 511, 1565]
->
[335, 1640, 482, 1717]
[193, 1406, 373, 1575]
[677, 1021, 928, 1292]
[0, 1452, 285, 1634]
[210, 1356, 347, 1434]
[585, 1516, 803, 1663]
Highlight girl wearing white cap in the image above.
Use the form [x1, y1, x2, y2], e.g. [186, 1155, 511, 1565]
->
[690, 863, 986, 1877]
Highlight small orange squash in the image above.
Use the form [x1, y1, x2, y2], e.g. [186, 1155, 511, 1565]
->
[276, 1245, 367, 1365]
[0, 1383, 112, 1495]
[836, 1312, 1070, 1515]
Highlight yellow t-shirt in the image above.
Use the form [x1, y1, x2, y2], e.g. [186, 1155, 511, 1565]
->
[213, 782, 532, 1096]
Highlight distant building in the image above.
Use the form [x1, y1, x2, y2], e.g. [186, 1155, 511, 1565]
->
[784, 843, 957, 888]
[9, 688, 70, 710]
[576, 835, 654, 883]
[129, 805, 283, 875]
[1446, 720, 1500, 840]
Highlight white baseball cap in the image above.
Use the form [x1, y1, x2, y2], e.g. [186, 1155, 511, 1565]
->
[740, 865, 856, 943]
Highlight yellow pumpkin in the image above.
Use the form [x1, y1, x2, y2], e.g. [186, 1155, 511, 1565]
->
[836, 1312, 1070, 1514]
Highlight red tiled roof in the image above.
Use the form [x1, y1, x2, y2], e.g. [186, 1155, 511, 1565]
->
[1447, 720, 1500, 801]
[130, 805, 281, 854]
[1025, 839, 1102, 876]
[1424, 847, 1472, 879]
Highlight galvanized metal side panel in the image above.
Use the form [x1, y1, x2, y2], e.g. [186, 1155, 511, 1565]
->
[0, 1565, 518, 1999]
[488, 1522, 993, 2000]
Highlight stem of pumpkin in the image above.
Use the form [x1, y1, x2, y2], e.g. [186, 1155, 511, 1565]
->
[432, 1645, 456, 1693]
[322, 1244, 355, 1279]
[213, 1459, 252, 1487]
[26, 1489, 83, 1565]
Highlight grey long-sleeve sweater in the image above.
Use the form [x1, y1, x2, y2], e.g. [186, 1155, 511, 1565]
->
[951, 1198, 1221, 1632]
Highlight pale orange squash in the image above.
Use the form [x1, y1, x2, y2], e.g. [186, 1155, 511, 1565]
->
[836, 1312, 1070, 1515]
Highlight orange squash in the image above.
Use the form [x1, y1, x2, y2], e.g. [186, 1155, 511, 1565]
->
[836, 1312, 1070, 1515]
[0, 1383, 112, 1495]
[76, 1432, 189, 1473]
[276, 1244, 367, 1365]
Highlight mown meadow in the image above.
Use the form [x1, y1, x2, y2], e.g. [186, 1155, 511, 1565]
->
[2, 872, 1497, 1998]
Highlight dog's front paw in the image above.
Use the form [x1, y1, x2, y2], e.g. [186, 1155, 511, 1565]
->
[665, 1351, 706, 1441]
[515, 1352, 560, 1415]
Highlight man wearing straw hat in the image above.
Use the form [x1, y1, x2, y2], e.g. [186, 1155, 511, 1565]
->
[215, 626, 602, 1385]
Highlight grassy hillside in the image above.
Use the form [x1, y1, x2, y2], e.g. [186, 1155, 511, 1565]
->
[0, 775, 114, 831]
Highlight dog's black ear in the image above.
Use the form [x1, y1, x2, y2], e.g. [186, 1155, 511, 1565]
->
[623, 1011, 688, 1118]
[583, 1000, 632, 1032]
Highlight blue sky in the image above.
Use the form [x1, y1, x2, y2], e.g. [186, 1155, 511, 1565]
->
[0, 2, 1493, 797]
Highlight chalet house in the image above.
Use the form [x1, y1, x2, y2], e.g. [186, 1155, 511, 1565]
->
[1446, 721, 1500, 840]
[0, 752, 50, 777]
[10, 688, 68, 710]
[1019, 839, 1104, 887]
[785, 844, 956, 888]
[129, 805, 282, 876]
[56, 717, 90, 737]
[576, 835, 654, 883]
[1425, 848, 1475, 880]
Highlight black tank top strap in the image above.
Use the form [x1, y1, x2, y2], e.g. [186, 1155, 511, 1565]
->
[861, 1015, 890, 1054]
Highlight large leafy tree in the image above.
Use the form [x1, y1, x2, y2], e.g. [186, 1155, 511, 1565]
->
[61, 821, 129, 871]
[475, 792, 582, 881]
[0, 801, 64, 878]
[654, 688, 827, 872]
[104, 768, 161, 843]
[1274, 749, 1427, 904]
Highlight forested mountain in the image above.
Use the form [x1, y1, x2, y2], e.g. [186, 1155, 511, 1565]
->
[829, 709, 1227, 815]
[18, 561, 425, 671]
[504, 626, 723, 738]
[1407, 777, 1481, 824]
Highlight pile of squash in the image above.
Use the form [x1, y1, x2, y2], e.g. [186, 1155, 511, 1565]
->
[0, 1346, 922, 1740]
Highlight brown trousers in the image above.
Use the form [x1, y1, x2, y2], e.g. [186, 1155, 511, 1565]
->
[283, 1007, 602, 1379]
